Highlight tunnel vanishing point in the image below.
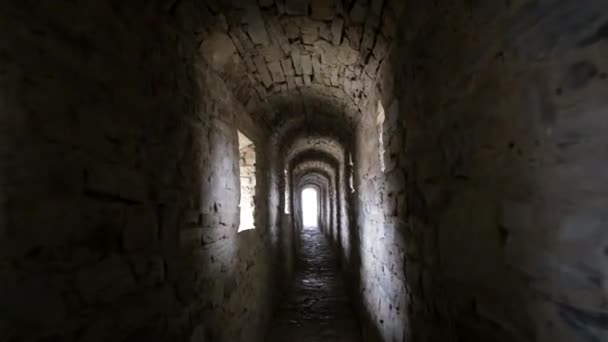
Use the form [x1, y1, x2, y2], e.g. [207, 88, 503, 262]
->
[1, 1, 608, 341]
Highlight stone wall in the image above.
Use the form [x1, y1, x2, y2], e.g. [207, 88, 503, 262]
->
[352, 1, 608, 341]
[0, 2, 287, 341]
[353, 94, 406, 342]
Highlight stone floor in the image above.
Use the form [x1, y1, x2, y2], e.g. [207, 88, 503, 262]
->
[266, 226, 362, 342]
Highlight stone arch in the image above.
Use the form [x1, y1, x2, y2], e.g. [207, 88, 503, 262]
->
[296, 169, 334, 233]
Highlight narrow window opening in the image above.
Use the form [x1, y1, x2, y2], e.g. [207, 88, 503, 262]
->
[302, 187, 318, 228]
[284, 169, 290, 214]
[349, 153, 355, 193]
[376, 100, 386, 172]
[238, 131, 256, 232]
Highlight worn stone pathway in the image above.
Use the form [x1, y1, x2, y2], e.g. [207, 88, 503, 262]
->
[266, 226, 362, 342]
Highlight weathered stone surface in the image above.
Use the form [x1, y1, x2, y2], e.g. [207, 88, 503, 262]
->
[268, 61, 286, 83]
[311, 55, 322, 77]
[200, 32, 237, 71]
[303, 74, 312, 86]
[302, 24, 319, 45]
[254, 55, 273, 88]
[285, 0, 309, 15]
[301, 54, 313, 75]
[281, 58, 295, 76]
[291, 51, 303, 75]
[331, 17, 344, 45]
[337, 41, 358, 65]
[260, 44, 283, 62]
[350, 1, 367, 24]
[295, 76, 304, 87]
[346, 25, 363, 50]
[244, 7, 270, 46]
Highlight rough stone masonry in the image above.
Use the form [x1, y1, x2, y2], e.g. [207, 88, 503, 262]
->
[0, 1, 607, 342]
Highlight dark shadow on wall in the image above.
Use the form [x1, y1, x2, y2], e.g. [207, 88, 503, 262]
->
[0, 2, 285, 341]
[0, 3, 204, 340]
[345, 149, 362, 290]
[394, 1, 608, 341]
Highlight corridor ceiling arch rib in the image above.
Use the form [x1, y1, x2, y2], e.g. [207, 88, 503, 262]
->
[288, 150, 341, 176]
[286, 136, 345, 162]
[271, 103, 356, 162]
[295, 167, 334, 185]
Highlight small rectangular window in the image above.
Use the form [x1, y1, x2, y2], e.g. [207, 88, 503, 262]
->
[349, 153, 355, 193]
[238, 131, 256, 232]
[376, 100, 386, 172]
[284, 169, 290, 214]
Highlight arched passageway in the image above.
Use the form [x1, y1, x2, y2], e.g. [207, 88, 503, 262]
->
[1, 1, 608, 342]
[300, 187, 319, 228]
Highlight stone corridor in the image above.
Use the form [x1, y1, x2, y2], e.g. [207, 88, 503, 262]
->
[2, 1, 608, 342]
[267, 226, 361, 341]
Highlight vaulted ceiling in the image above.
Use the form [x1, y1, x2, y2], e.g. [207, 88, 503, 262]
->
[194, 0, 398, 128]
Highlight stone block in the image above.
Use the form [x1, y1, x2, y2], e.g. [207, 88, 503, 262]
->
[364, 55, 380, 77]
[255, 84, 268, 98]
[373, 34, 388, 60]
[302, 25, 319, 44]
[286, 75, 297, 90]
[230, 27, 256, 54]
[254, 56, 273, 88]
[311, 55, 322, 76]
[243, 55, 257, 73]
[291, 51, 304, 75]
[337, 41, 358, 65]
[331, 17, 344, 45]
[261, 44, 284, 62]
[267, 61, 286, 83]
[301, 54, 313, 75]
[295, 76, 304, 87]
[330, 66, 341, 86]
[244, 7, 270, 46]
[284, 20, 301, 40]
[281, 58, 295, 76]
[361, 26, 376, 52]
[304, 74, 312, 86]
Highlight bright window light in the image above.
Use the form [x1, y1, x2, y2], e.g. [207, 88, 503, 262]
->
[284, 169, 290, 214]
[238, 131, 255, 232]
[376, 100, 386, 172]
[301, 188, 318, 227]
